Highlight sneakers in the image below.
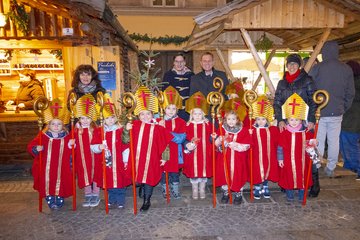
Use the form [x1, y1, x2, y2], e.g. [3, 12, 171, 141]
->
[254, 187, 261, 200]
[55, 196, 64, 209]
[89, 195, 100, 207]
[46, 196, 56, 210]
[192, 182, 199, 200]
[171, 182, 181, 199]
[221, 191, 230, 204]
[234, 192, 243, 205]
[82, 195, 92, 207]
[263, 187, 271, 199]
[324, 167, 335, 178]
[286, 190, 295, 202]
[199, 182, 206, 199]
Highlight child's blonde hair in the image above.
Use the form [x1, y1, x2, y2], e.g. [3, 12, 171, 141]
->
[188, 108, 205, 123]
[43, 118, 68, 133]
[77, 116, 96, 135]
[223, 110, 242, 129]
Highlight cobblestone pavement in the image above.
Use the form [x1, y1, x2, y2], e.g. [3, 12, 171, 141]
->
[0, 166, 359, 240]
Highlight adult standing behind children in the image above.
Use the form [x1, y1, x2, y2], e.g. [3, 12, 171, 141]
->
[189, 52, 229, 106]
[309, 41, 355, 178]
[162, 53, 194, 121]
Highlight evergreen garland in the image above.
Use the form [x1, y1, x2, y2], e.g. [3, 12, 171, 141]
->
[129, 33, 190, 46]
[7, 0, 29, 35]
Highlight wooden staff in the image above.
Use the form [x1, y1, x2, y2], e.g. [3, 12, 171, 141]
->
[97, 92, 109, 214]
[207, 91, 220, 208]
[69, 93, 77, 211]
[303, 90, 329, 206]
[243, 90, 258, 202]
[157, 90, 171, 204]
[122, 92, 137, 215]
[33, 96, 49, 213]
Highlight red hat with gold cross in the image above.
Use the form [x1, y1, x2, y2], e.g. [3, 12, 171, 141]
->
[74, 94, 98, 121]
[282, 93, 308, 120]
[161, 86, 182, 109]
[185, 91, 209, 114]
[134, 85, 159, 116]
[223, 98, 247, 122]
[43, 98, 70, 124]
[251, 95, 274, 122]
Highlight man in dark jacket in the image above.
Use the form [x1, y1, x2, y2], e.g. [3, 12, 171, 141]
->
[189, 52, 229, 113]
[309, 40, 355, 178]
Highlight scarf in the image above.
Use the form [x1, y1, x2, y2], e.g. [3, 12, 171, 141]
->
[78, 81, 97, 94]
[285, 69, 301, 83]
[172, 66, 191, 75]
[286, 123, 303, 132]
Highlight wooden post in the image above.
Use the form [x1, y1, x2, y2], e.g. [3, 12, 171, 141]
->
[215, 48, 236, 82]
[240, 28, 275, 97]
[304, 28, 332, 73]
[252, 49, 276, 91]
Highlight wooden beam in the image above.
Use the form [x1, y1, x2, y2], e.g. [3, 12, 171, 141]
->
[206, 23, 224, 44]
[251, 49, 276, 91]
[240, 28, 275, 97]
[313, 0, 360, 22]
[193, 24, 221, 39]
[304, 28, 332, 73]
[286, 29, 324, 45]
[215, 48, 235, 82]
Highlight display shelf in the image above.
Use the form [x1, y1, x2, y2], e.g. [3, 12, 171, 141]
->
[11, 68, 63, 71]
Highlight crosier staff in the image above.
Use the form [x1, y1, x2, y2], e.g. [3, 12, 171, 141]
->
[69, 93, 77, 211]
[122, 92, 138, 215]
[243, 90, 258, 202]
[303, 90, 329, 206]
[33, 96, 49, 212]
[97, 92, 109, 214]
[207, 91, 220, 208]
[157, 90, 171, 204]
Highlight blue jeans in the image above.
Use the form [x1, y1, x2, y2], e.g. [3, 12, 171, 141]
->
[160, 172, 180, 185]
[340, 131, 360, 175]
[108, 188, 126, 206]
[317, 116, 343, 171]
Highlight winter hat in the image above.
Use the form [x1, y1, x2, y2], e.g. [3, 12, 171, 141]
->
[286, 54, 302, 67]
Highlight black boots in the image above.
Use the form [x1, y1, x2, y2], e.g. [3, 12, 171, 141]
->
[309, 166, 320, 198]
[140, 184, 153, 212]
[138, 184, 144, 198]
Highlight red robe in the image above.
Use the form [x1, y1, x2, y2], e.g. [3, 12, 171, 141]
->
[91, 126, 131, 189]
[74, 127, 97, 189]
[278, 129, 313, 190]
[157, 117, 186, 172]
[27, 132, 73, 198]
[215, 125, 251, 192]
[130, 120, 173, 186]
[250, 126, 279, 184]
[183, 121, 213, 178]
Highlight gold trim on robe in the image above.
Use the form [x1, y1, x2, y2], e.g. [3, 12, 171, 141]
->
[171, 118, 176, 131]
[256, 128, 265, 182]
[45, 139, 53, 196]
[301, 132, 306, 188]
[202, 123, 206, 177]
[230, 134, 238, 184]
[291, 133, 297, 188]
[193, 124, 198, 177]
[265, 128, 271, 179]
[142, 124, 155, 183]
[112, 132, 118, 187]
[135, 123, 145, 179]
[55, 139, 65, 196]
[78, 131, 90, 186]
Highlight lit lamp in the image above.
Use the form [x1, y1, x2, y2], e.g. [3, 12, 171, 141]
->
[0, 13, 6, 27]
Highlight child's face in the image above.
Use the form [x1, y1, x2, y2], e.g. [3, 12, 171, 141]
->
[79, 116, 92, 127]
[255, 117, 267, 127]
[288, 118, 302, 127]
[192, 109, 204, 122]
[104, 115, 117, 126]
[79, 72, 92, 85]
[226, 113, 238, 127]
[165, 104, 177, 118]
[49, 119, 63, 133]
[139, 110, 153, 123]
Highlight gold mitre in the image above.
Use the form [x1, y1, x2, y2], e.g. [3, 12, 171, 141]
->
[225, 80, 245, 100]
[223, 98, 247, 121]
[102, 93, 118, 119]
[134, 85, 159, 116]
[161, 86, 182, 109]
[282, 93, 309, 120]
[43, 98, 70, 124]
[74, 94, 98, 121]
[185, 91, 209, 114]
[252, 95, 274, 122]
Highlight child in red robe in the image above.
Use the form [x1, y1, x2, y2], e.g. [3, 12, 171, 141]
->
[183, 91, 212, 200]
[214, 110, 251, 204]
[91, 94, 131, 209]
[277, 93, 317, 202]
[158, 86, 186, 200]
[28, 99, 72, 210]
[249, 95, 279, 200]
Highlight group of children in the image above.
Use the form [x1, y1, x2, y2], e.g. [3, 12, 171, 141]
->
[28, 80, 319, 212]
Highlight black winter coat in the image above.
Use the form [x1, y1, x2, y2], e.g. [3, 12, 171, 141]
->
[273, 69, 317, 124]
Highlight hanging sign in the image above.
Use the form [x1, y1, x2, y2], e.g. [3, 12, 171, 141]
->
[97, 61, 116, 90]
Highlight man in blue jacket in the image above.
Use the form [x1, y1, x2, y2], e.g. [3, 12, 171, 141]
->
[309, 40, 355, 178]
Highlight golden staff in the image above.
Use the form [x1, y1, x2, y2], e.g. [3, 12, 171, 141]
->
[157, 90, 171, 204]
[122, 92, 138, 215]
[33, 96, 49, 213]
[303, 90, 329, 206]
[207, 91, 220, 208]
[69, 93, 77, 211]
[97, 92, 109, 214]
[213, 77, 224, 93]
[243, 90, 258, 202]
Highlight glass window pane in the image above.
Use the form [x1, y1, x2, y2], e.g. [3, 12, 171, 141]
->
[153, 0, 162, 6]
[166, 0, 176, 6]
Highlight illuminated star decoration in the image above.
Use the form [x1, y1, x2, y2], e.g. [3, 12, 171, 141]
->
[145, 59, 155, 68]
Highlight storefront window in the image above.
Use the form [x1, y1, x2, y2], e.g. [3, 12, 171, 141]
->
[152, 0, 177, 7]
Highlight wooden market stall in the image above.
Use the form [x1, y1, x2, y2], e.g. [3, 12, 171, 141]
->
[0, 0, 138, 163]
[185, 0, 360, 95]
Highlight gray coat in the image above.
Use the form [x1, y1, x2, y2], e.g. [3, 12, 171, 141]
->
[309, 41, 355, 117]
